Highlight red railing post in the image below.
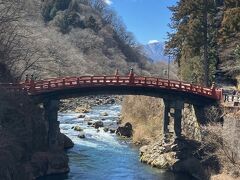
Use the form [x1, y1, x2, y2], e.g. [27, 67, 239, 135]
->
[25, 74, 29, 84]
[211, 82, 216, 98]
[115, 69, 119, 84]
[115, 69, 119, 76]
[63, 79, 65, 87]
[23, 74, 30, 91]
[48, 81, 51, 89]
[116, 75, 119, 84]
[104, 75, 106, 84]
[129, 68, 134, 84]
[90, 76, 93, 84]
[29, 75, 35, 92]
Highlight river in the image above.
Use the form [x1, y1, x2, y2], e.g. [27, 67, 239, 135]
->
[39, 104, 194, 180]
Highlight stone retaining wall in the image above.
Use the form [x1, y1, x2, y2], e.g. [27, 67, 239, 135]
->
[182, 104, 202, 141]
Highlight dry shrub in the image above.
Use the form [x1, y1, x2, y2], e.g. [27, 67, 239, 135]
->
[211, 173, 237, 180]
[204, 105, 225, 123]
[201, 119, 240, 178]
[121, 95, 163, 144]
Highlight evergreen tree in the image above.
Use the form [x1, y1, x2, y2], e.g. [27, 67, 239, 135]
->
[166, 0, 219, 85]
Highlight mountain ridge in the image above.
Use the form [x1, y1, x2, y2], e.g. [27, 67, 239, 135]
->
[143, 41, 168, 62]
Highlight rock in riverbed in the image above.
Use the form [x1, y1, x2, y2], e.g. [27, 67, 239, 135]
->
[73, 126, 83, 131]
[75, 107, 89, 113]
[103, 127, 109, 132]
[100, 112, 108, 116]
[93, 121, 104, 129]
[78, 132, 85, 138]
[77, 114, 86, 118]
[116, 122, 133, 138]
[109, 129, 116, 133]
[84, 117, 92, 122]
[87, 121, 93, 126]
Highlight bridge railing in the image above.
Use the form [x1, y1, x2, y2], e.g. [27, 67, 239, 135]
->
[0, 74, 223, 100]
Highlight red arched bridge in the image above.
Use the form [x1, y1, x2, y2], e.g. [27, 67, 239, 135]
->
[0, 70, 222, 106]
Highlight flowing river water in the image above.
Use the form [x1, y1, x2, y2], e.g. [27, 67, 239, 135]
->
[39, 104, 194, 180]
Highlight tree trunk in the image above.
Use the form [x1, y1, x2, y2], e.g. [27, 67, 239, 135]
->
[203, 0, 209, 87]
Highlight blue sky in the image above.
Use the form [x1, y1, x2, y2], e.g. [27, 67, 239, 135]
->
[105, 0, 177, 45]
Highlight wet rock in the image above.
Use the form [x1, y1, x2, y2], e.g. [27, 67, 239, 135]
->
[109, 129, 116, 133]
[87, 121, 93, 126]
[152, 152, 177, 169]
[116, 122, 133, 138]
[77, 114, 85, 118]
[106, 98, 115, 104]
[84, 117, 91, 122]
[140, 145, 148, 156]
[77, 132, 85, 139]
[172, 157, 206, 180]
[62, 134, 74, 149]
[139, 138, 207, 179]
[103, 127, 109, 132]
[93, 121, 104, 129]
[73, 126, 83, 132]
[31, 152, 69, 178]
[100, 112, 108, 116]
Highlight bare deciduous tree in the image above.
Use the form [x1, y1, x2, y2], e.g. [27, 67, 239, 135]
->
[0, 0, 45, 81]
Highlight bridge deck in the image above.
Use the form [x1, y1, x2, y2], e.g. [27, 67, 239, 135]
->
[0, 75, 222, 101]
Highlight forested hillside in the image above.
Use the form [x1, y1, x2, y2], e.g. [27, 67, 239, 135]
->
[166, 0, 240, 88]
[0, 0, 168, 82]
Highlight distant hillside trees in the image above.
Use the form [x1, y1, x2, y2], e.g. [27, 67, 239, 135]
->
[40, 0, 143, 63]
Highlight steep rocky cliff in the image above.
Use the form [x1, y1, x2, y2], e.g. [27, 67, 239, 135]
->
[0, 89, 73, 179]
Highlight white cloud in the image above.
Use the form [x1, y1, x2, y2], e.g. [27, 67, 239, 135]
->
[148, 40, 159, 44]
[103, 0, 113, 5]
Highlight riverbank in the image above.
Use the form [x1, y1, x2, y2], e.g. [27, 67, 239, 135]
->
[60, 96, 123, 113]
[121, 95, 240, 180]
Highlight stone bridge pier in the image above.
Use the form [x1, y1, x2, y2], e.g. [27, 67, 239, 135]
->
[163, 98, 184, 141]
[43, 99, 60, 150]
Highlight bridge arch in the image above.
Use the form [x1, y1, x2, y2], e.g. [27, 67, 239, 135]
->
[1, 72, 223, 148]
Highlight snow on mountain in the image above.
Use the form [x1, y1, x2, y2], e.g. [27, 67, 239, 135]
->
[143, 41, 168, 62]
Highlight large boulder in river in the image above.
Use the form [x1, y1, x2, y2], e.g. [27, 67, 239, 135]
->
[93, 121, 104, 129]
[116, 122, 133, 138]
